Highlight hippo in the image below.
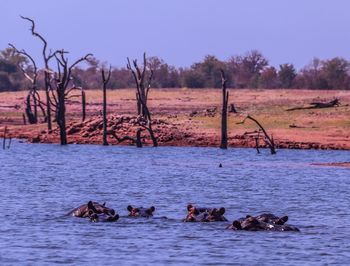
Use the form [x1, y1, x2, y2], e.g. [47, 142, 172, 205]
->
[183, 204, 227, 222]
[226, 214, 299, 232]
[67, 201, 119, 222]
[127, 205, 155, 218]
[255, 213, 289, 225]
[89, 212, 119, 223]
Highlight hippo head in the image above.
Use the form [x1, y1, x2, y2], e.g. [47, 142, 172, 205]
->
[227, 220, 243, 230]
[184, 205, 227, 222]
[227, 214, 299, 232]
[87, 201, 115, 215]
[227, 215, 265, 231]
[89, 212, 119, 223]
[240, 216, 266, 231]
[87, 201, 119, 222]
[127, 205, 155, 217]
[255, 213, 289, 225]
[206, 207, 227, 222]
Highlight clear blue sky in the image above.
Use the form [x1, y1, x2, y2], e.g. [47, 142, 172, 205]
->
[1, 0, 349, 69]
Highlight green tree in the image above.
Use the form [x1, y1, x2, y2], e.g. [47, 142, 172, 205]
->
[278, 63, 296, 88]
[0, 47, 29, 91]
[184, 55, 229, 88]
[228, 50, 268, 88]
[259, 66, 278, 88]
[0, 72, 12, 91]
[321, 57, 350, 89]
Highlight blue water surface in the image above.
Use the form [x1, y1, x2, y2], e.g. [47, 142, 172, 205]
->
[0, 140, 349, 265]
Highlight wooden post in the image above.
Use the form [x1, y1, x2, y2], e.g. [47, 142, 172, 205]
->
[220, 69, 229, 149]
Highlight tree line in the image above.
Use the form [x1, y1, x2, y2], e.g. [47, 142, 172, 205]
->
[1, 48, 350, 92]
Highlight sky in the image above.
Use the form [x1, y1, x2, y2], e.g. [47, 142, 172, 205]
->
[1, 0, 350, 70]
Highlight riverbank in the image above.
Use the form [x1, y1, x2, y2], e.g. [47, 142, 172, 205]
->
[1, 88, 349, 150]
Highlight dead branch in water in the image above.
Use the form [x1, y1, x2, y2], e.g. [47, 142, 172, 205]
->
[109, 128, 143, 148]
[2, 126, 12, 150]
[286, 98, 340, 111]
[237, 115, 276, 154]
[255, 130, 261, 154]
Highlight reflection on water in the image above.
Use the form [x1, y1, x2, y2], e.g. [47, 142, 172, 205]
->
[0, 141, 349, 265]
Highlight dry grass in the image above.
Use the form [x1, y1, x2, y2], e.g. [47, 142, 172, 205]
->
[1, 88, 349, 148]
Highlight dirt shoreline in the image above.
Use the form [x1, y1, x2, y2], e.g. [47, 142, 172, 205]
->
[1, 88, 349, 150]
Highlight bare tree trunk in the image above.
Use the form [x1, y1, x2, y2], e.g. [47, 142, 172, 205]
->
[102, 68, 111, 146]
[81, 90, 86, 122]
[220, 70, 229, 149]
[57, 89, 67, 145]
[33, 93, 38, 122]
[102, 86, 107, 145]
[146, 119, 158, 147]
[44, 76, 52, 131]
[136, 128, 143, 148]
[25, 93, 37, 124]
[136, 92, 141, 116]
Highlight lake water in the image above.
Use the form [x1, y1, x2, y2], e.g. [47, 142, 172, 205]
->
[0, 140, 349, 265]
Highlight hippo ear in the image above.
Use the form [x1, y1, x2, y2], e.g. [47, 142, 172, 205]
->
[88, 201, 98, 214]
[218, 207, 225, 215]
[187, 204, 193, 212]
[233, 220, 242, 229]
[102, 202, 106, 206]
[209, 208, 217, 215]
[127, 205, 133, 212]
[146, 206, 155, 215]
[277, 216, 288, 225]
[246, 215, 252, 218]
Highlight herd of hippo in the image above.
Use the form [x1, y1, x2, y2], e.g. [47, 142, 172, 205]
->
[67, 201, 300, 232]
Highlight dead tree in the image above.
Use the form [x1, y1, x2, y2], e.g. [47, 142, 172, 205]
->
[127, 53, 153, 118]
[81, 90, 86, 121]
[220, 69, 229, 149]
[51, 50, 92, 145]
[101, 67, 111, 146]
[110, 128, 143, 148]
[238, 115, 276, 154]
[127, 53, 158, 147]
[67, 85, 86, 122]
[21, 16, 57, 131]
[9, 43, 46, 124]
